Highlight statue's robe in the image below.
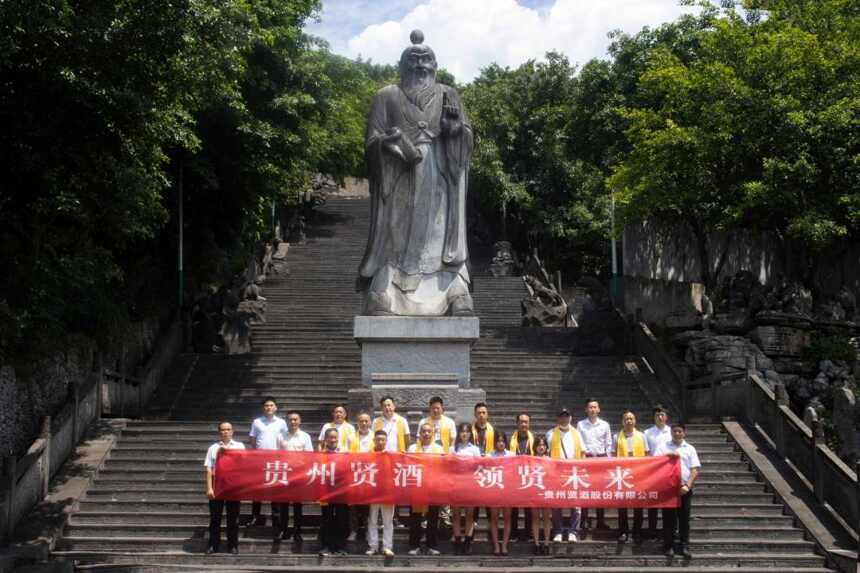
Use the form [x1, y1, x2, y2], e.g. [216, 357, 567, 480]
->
[358, 83, 474, 315]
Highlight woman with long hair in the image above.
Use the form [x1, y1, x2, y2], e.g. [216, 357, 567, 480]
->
[531, 435, 552, 555]
[488, 431, 513, 556]
[451, 422, 481, 554]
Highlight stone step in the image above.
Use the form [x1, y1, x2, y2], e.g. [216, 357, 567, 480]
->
[55, 535, 817, 555]
[51, 550, 832, 570]
[70, 510, 798, 528]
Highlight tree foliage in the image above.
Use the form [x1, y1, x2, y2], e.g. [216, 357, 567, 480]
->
[609, 0, 860, 289]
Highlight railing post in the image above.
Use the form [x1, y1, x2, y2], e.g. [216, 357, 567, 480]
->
[745, 359, 756, 426]
[811, 419, 825, 504]
[773, 382, 787, 458]
[71, 381, 79, 443]
[40, 417, 51, 499]
[96, 357, 103, 418]
[119, 374, 125, 418]
[3, 453, 17, 543]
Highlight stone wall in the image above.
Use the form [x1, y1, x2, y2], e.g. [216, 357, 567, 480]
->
[0, 315, 167, 457]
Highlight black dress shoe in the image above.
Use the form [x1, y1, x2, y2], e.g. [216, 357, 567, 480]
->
[679, 545, 692, 558]
[293, 532, 303, 543]
[238, 516, 253, 527]
[206, 546, 218, 554]
[229, 546, 239, 555]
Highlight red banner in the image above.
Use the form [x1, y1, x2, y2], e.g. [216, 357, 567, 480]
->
[215, 451, 680, 508]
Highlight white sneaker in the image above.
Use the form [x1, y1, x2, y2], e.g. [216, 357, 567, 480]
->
[427, 548, 440, 555]
[408, 548, 421, 555]
[365, 548, 376, 556]
[347, 532, 357, 542]
[552, 534, 563, 543]
[383, 548, 395, 556]
[568, 532, 579, 543]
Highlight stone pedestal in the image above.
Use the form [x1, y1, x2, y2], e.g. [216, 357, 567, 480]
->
[350, 316, 483, 423]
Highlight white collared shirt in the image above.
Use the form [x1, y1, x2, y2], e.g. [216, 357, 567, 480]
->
[576, 417, 612, 455]
[654, 440, 701, 484]
[545, 426, 583, 460]
[454, 443, 482, 457]
[204, 439, 245, 470]
[376, 414, 410, 452]
[280, 429, 313, 451]
[250, 415, 287, 450]
[644, 425, 672, 455]
[319, 421, 356, 447]
[420, 415, 456, 448]
[349, 431, 374, 452]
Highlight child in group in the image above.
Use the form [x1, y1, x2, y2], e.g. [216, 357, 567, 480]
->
[489, 431, 513, 556]
[531, 435, 552, 555]
[451, 423, 481, 554]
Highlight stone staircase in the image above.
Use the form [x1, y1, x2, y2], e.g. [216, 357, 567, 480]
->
[51, 196, 834, 572]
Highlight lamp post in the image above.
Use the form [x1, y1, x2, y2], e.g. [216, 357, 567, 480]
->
[178, 158, 184, 311]
[610, 194, 619, 305]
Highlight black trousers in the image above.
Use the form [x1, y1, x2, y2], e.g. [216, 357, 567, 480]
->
[618, 507, 643, 534]
[409, 506, 440, 549]
[352, 504, 369, 538]
[648, 507, 659, 531]
[276, 503, 303, 535]
[208, 499, 240, 550]
[511, 507, 532, 539]
[320, 504, 350, 551]
[663, 490, 693, 548]
[581, 454, 607, 526]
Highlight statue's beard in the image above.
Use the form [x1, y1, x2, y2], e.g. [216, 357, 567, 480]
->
[401, 68, 436, 110]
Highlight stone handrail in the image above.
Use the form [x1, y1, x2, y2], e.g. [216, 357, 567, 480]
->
[1, 374, 99, 542]
[745, 372, 858, 533]
[100, 320, 182, 417]
[0, 319, 183, 542]
[630, 320, 685, 417]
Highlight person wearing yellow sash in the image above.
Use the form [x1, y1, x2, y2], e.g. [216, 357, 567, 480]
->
[545, 407, 583, 544]
[614, 410, 650, 543]
[509, 412, 534, 543]
[347, 412, 374, 544]
[318, 404, 355, 451]
[471, 402, 494, 456]
[373, 395, 410, 453]
[418, 396, 457, 453]
[406, 423, 444, 555]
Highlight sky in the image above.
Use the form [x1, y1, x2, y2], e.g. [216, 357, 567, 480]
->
[305, 0, 697, 82]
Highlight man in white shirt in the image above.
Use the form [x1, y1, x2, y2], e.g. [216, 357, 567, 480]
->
[654, 423, 701, 559]
[366, 430, 395, 556]
[373, 395, 410, 452]
[319, 428, 350, 556]
[347, 412, 374, 543]
[276, 410, 313, 543]
[407, 423, 444, 555]
[204, 421, 245, 554]
[546, 408, 584, 543]
[644, 404, 672, 536]
[613, 410, 650, 543]
[576, 398, 611, 531]
[318, 404, 356, 451]
[246, 396, 288, 527]
[418, 396, 457, 453]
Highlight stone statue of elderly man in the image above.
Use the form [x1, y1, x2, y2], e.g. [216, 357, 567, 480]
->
[357, 30, 474, 316]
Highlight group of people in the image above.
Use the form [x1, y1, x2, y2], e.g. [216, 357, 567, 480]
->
[204, 395, 700, 558]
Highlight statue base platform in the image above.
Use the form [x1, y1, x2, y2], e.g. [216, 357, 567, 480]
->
[350, 316, 483, 423]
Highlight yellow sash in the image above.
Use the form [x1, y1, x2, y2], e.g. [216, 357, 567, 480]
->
[509, 430, 534, 454]
[374, 415, 407, 452]
[550, 426, 582, 459]
[419, 416, 453, 453]
[472, 422, 494, 455]
[616, 430, 647, 457]
[409, 443, 444, 513]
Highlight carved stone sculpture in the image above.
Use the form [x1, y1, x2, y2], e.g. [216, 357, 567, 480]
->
[490, 241, 517, 277]
[357, 30, 474, 317]
[521, 275, 568, 327]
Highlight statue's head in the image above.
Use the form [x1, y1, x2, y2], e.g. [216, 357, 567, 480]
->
[399, 30, 437, 92]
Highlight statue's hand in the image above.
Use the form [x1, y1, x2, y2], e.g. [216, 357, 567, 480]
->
[383, 127, 402, 142]
[383, 141, 408, 162]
